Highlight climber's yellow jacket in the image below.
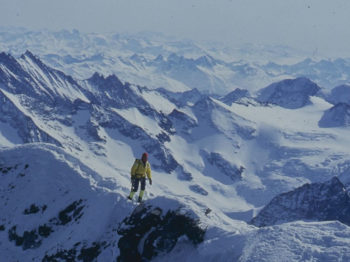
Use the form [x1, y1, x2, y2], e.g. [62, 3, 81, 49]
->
[131, 159, 152, 179]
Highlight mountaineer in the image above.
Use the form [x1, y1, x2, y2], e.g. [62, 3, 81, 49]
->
[128, 152, 152, 202]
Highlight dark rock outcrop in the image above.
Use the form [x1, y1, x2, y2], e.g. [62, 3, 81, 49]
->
[257, 77, 321, 109]
[117, 204, 206, 262]
[220, 88, 250, 105]
[319, 103, 350, 128]
[326, 84, 350, 105]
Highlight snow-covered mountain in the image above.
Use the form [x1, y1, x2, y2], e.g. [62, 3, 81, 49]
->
[256, 77, 321, 109]
[1, 50, 350, 261]
[251, 177, 350, 227]
[220, 88, 250, 106]
[325, 84, 350, 105]
[319, 103, 350, 128]
[2, 28, 350, 95]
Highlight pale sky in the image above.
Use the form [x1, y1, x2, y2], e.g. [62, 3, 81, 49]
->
[1, 0, 350, 57]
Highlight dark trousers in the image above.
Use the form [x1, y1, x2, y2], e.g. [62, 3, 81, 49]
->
[131, 177, 146, 192]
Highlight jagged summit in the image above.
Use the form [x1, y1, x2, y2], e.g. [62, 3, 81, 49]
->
[88, 72, 104, 82]
[257, 77, 321, 109]
[88, 72, 124, 88]
[21, 50, 39, 61]
[0, 51, 17, 64]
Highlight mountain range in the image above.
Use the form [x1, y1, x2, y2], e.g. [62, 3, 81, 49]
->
[1, 35, 350, 261]
[2, 28, 350, 95]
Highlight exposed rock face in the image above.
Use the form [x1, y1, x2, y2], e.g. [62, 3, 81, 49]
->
[326, 84, 350, 105]
[220, 88, 250, 105]
[257, 77, 321, 109]
[0, 90, 61, 145]
[157, 87, 204, 107]
[251, 177, 350, 227]
[117, 204, 206, 262]
[201, 151, 244, 183]
[319, 103, 350, 128]
[0, 51, 179, 172]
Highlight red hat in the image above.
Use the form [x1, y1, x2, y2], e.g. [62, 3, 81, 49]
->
[142, 152, 148, 160]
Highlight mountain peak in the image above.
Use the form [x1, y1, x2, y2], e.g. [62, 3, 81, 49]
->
[154, 54, 164, 63]
[130, 53, 147, 64]
[89, 72, 104, 81]
[0, 52, 18, 67]
[105, 74, 123, 86]
[326, 84, 350, 105]
[20, 50, 49, 72]
[183, 88, 201, 97]
[0, 51, 14, 61]
[21, 50, 42, 63]
[195, 55, 217, 67]
[251, 177, 350, 227]
[23, 50, 36, 58]
[88, 73, 123, 88]
[327, 176, 344, 189]
[220, 88, 250, 105]
[257, 77, 321, 109]
[319, 103, 350, 128]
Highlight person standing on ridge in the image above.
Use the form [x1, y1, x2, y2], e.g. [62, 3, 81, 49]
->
[128, 152, 152, 202]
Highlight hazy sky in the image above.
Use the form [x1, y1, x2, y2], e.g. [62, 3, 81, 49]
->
[1, 0, 350, 57]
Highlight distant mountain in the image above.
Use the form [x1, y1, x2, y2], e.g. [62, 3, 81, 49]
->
[257, 77, 321, 109]
[251, 177, 350, 227]
[3, 28, 350, 95]
[156, 87, 204, 107]
[326, 84, 350, 105]
[0, 51, 86, 105]
[319, 103, 350, 127]
[220, 88, 250, 105]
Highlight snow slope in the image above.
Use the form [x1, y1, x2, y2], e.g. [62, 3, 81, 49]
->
[0, 143, 129, 261]
[3, 144, 350, 261]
